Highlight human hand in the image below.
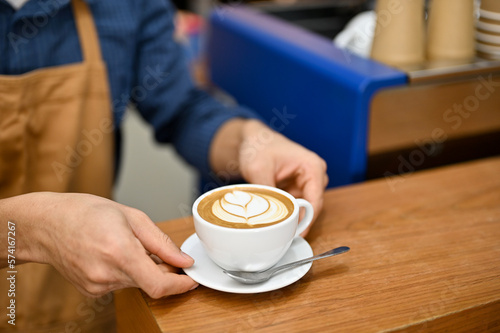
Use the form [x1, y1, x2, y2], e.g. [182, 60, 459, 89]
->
[238, 120, 328, 236]
[5, 192, 197, 298]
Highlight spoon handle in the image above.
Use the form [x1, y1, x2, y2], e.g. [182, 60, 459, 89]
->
[270, 246, 350, 276]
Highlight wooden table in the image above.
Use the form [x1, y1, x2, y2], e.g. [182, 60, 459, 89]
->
[115, 157, 500, 332]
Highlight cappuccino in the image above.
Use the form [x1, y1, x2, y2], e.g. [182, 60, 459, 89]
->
[193, 184, 314, 271]
[197, 186, 294, 229]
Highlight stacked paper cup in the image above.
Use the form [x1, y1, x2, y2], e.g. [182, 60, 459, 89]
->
[370, 0, 426, 67]
[476, 0, 500, 60]
[427, 0, 475, 63]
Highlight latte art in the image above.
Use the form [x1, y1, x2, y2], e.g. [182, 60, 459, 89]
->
[212, 191, 290, 225]
[197, 187, 295, 229]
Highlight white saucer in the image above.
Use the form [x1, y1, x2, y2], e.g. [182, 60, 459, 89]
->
[181, 234, 313, 294]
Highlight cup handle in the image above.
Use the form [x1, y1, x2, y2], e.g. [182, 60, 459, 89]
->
[295, 199, 314, 237]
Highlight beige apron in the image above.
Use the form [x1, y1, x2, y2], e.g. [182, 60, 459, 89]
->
[0, 0, 115, 331]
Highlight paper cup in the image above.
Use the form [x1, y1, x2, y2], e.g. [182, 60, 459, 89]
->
[477, 26, 500, 37]
[371, 0, 425, 67]
[477, 50, 500, 60]
[481, 0, 500, 13]
[427, 0, 475, 61]
[477, 20, 500, 34]
[476, 31, 500, 44]
[476, 40, 500, 54]
[480, 9, 500, 21]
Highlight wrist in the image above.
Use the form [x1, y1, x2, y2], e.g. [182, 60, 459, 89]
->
[239, 119, 277, 164]
[209, 118, 275, 180]
[241, 119, 268, 138]
[0, 193, 54, 265]
[209, 118, 245, 176]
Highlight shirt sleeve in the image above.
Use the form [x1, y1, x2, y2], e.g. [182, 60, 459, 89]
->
[131, 0, 259, 177]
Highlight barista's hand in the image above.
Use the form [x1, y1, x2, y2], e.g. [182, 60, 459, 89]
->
[210, 119, 328, 236]
[0, 192, 197, 298]
[238, 120, 328, 235]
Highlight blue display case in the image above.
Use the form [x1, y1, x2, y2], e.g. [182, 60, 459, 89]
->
[206, 5, 407, 188]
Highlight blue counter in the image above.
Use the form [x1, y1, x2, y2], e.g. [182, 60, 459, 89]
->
[207, 5, 407, 187]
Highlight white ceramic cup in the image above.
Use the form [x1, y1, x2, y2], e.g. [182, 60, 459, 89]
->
[192, 184, 314, 272]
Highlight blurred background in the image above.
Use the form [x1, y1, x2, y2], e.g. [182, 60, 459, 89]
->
[115, 0, 377, 223]
[115, 0, 499, 222]
[115, 0, 360, 222]
[115, 0, 373, 222]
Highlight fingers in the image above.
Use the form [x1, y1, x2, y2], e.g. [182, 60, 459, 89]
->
[241, 159, 276, 187]
[301, 153, 327, 207]
[118, 208, 199, 297]
[126, 250, 198, 298]
[157, 262, 182, 274]
[127, 209, 194, 268]
[279, 157, 327, 218]
[302, 175, 325, 217]
[275, 153, 327, 237]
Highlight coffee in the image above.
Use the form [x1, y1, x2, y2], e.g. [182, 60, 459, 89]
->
[197, 186, 294, 229]
[193, 184, 314, 271]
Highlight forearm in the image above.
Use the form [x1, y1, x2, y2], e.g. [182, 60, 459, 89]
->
[0, 192, 198, 297]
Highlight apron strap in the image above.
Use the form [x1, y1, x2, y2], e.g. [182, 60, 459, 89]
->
[71, 0, 103, 63]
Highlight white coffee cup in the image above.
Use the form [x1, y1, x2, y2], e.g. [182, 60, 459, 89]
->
[192, 184, 314, 272]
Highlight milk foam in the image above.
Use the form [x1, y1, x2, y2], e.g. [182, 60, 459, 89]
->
[212, 190, 290, 225]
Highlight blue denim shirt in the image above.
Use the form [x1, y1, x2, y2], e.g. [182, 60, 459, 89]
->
[0, 0, 257, 177]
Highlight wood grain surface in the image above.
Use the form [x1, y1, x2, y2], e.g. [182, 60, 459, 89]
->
[369, 75, 500, 155]
[116, 157, 500, 333]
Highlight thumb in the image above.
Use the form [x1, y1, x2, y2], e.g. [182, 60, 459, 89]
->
[128, 209, 194, 268]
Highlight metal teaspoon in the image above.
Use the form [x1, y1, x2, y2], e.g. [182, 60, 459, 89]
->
[223, 246, 350, 284]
